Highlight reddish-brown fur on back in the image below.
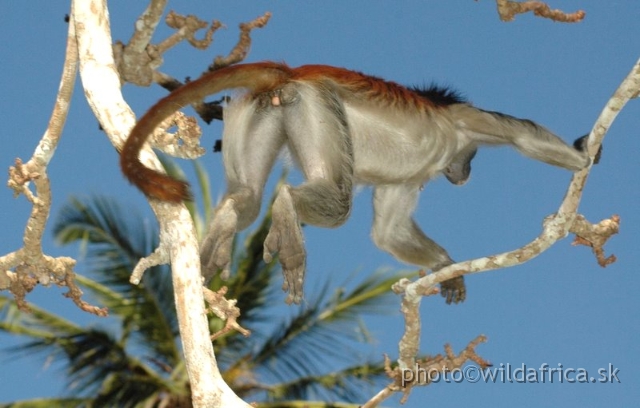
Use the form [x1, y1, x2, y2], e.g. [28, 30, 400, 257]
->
[293, 64, 438, 111]
[120, 61, 439, 202]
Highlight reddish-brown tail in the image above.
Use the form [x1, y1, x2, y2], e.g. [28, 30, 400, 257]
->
[120, 62, 292, 202]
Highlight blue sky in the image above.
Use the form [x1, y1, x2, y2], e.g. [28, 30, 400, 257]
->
[1, 1, 639, 406]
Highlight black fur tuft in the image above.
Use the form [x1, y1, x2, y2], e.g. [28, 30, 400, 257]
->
[573, 134, 588, 151]
[410, 84, 466, 106]
[574, 133, 602, 164]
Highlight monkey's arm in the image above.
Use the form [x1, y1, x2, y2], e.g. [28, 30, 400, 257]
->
[371, 184, 466, 303]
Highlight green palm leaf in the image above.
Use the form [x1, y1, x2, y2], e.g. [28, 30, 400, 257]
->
[1, 161, 412, 405]
[52, 196, 180, 366]
[0, 398, 89, 408]
[227, 269, 414, 400]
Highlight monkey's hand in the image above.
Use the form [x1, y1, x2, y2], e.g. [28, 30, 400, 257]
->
[263, 185, 306, 305]
[432, 260, 466, 304]
[573, 134, 603, 165]
[440, 276, 466, 304]
[200, 200, 238, 282]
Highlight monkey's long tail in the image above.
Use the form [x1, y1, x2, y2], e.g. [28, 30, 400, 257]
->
[120, 62, 292, 202]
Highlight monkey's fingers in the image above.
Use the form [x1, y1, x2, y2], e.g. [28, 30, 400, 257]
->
[440, 276, 466, 304]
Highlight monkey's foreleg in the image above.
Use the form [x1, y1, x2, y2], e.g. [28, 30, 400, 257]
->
[372, 184, 466, 304]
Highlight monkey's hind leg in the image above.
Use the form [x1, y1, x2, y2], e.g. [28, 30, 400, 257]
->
[452, 104, 592, 171]
[200, 95, 285, 283]
[263, 185, 306, 304]
[263, 81, 354, 304]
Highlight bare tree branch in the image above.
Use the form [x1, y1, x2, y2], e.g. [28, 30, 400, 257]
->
[404, 56, 639, 301]
[72, 1, 252, 406]
[572, 215, 620, 267]
[203, 286, 251, 340]
[113, 0, 168, 87]
[163, 10, 222, 51]
[210, 12, 272, 70]
[495, 0, 585, 22]
[362, 336, 490, 407]
[0, 9, 106, 316]
[385, 56, 640, 405]
[190, 11, 274, 124]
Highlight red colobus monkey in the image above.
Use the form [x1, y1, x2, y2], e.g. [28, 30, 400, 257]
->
[121, 62, 594, 305]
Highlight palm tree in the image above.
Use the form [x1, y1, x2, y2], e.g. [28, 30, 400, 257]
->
[0, 166, 412, 407]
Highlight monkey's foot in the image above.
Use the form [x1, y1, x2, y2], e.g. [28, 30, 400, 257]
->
[200, 200, 238, 282]
[263, 185, 306, 304]
[440, 276, 466, 304]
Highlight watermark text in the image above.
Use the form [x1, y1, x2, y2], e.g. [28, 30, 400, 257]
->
[401, 363, 620, 386]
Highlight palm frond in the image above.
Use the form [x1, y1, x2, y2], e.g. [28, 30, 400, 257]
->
[2, 162, 410, 406]
[245, 269, 414, 386]
[255, 402, 361, 408]
[261, 360, 388, 403]
[0, 297, 81, 339]
[0, 398, 88, 408]
[53, 196, 155, 281]
[228, 207, 280, 322]
[52, 196, 180, 365]
[193, 160, 213, 235]
[72, 274, 125, 311]
[91, 372, 179, 407]
[58, 329, 134, 394]
[4, 323, 166, 398]
[157, 155, 203, 236]
[223, 179, 291, 324]
[210, 209, 282, 368]
[317, 268, 417, 322]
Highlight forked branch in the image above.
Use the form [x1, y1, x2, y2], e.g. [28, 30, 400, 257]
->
[0, 12, 106, 316]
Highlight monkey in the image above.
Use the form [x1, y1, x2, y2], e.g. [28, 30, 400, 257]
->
[120, 61, 595, 305]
